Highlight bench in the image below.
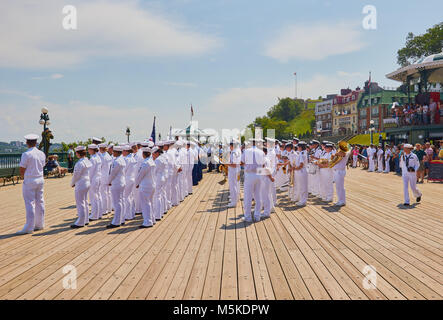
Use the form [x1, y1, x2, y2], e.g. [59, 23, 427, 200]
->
[0, 167, 20, 186]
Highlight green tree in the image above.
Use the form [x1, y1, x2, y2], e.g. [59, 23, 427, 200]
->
[397, 23, 443, 67]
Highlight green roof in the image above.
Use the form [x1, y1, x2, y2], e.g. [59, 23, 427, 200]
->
[357, 90, 417, 108]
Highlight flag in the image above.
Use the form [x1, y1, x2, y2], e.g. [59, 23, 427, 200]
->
[150, 116, 156, 143]
[191, 104, 194, 117]
[294, 72, 297, 76]
[368, 71, 371, 86]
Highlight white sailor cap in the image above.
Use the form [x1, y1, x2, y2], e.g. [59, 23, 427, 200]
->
[265, 137, 276, 142]
[151, 146, 160, 153]
[147, 141, 154, 148]
[156, 141, 164, 147]
[88, 144, 99, 150]
[113, 146, 123, 152]
[108, 143, 115, 148]
[140, 142, 149, 147]
[404, 143, 413, 149]
[249, 138, 264, 142]
[24, 134, 39, 141]
[75, 146, 86, 152]
[98, 143, 108, 148]
[141, 147, 151, 152]
[122, 145, 132, 151]
[92, 137, 102, 143]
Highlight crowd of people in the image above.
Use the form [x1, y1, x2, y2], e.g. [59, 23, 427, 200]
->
[391, 98, 441, 126]
[17, 132, 442, 234]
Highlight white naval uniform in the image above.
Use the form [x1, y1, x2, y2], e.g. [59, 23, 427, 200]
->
[260, 157, 273, 217]
[108, 155, 126, 225]
[177, 147, 186, 201]
[312, 148, 323, 197]
[124, 154, 138, 220]
[19, 147, 46, 233]
[154, 154, 167, 219]
[135, 156, 156, 227]
[288, 150, 298, 201]
[377, 149, 384, 173]
[184, 148, 194, 195]
[319, 151, 334, 202]
[228, 148, 241, 206]
[71, 158, 92, 226]
[241, 146, 265, 221]
[384, 149, 391, 173]
[134, 149, 144, 214]
[294, 150, 308, 206]
[267, 148, 277, 207]
[400, 153, 422, 204]
[367, 147, 376, 172]
[99, 151, 113, 215]
[333, 152, 350, 205]
[88, 153, 102, 221]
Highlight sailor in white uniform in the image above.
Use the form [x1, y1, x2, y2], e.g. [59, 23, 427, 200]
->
[18, 134, 46, 234]
[265, 138, 277, 209]
[123, 144, 138, 221]
[377, 145, 384, 173]
[241, 138, 265, 222]
[88, 144, 102, 221]
[184, 142, 195, 195]
[332, 145, 350, 206]
[318, 143, 334, 202]
[136, 147, 156, 228]
[260, 147, 275, 217]
[384, 146, 392, 173]
[70, 146, 92, 228]
[133, 142, 144, 215]
[293, 141, 308, 206]
[155, 142, 169, 217]
[98, 143, 113, 216]
[400, 144, 422, 206]
[107, 146, 126, 228]
[367, 144, 376, 172]
[227, 140, 241, 207]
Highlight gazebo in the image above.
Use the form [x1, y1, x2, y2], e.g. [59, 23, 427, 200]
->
[172, 123, 213, 142]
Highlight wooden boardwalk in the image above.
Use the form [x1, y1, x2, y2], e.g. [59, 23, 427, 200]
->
[0, 169, 441, 300]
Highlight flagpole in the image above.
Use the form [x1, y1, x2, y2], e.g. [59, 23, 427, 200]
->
[369, 71, 373, 144]
[294, 72, 297, 99]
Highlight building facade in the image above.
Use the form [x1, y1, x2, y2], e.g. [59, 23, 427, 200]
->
[331, 88, 361, 136]
[315, 99, 333, 136]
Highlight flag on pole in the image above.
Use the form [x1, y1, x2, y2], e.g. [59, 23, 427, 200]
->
[150, 116, 156, 143]
[368, 71, 371, 86]
[191, 104, 194, 117]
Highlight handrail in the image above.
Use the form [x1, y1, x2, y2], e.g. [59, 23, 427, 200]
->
[0, 152, 69, 169]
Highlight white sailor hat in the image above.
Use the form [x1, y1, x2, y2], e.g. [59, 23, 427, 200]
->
[24, 134, 39, 141]
[98, 143, 108, 148]
[129, 142, 137, 147]
[265, 137, 276, 142]
[141, 147, 151, 152]
[122, 145, 132, 151]
[75, 146, 86, 152]
[298, 141, 307, 146]
[113, 146, 123, 152]
[403, 143, 413, 149]
[151, 146, 160, 153]
[249, 138, 264, 142]
[88, 144, 99, 150]
[108, 143, 115, 148]
[140, 142, 149, 147]
[147, 141, 154, 147]
[92, 137, 102, 143]
[325, 143, 334, 148]
[156, 141, 164, 147]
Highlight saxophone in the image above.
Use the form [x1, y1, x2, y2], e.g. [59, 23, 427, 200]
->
[328, 141, 350, 168]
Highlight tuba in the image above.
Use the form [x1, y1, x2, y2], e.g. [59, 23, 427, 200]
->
[328, 141, 350, 168]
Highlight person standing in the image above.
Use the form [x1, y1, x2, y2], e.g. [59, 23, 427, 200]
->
[400, 144, 422, 206]
[367, 144, 376, 172]
[331, 144, 350, 206]
[136, 147, 156, 228]
[107, 146, 126, 228]
[70, 146, 92, 228]
[98, 143, 113, 216]
[132, 143, 144, 216]
[87, 144, 102, 222]
[152, 146, 166, 220]
[241, 138, 265, 222]
[413, 143, 426, 184]
[384, 146, 392, 173]
[377, 145, 384, 173]
[318, 143, 334, 203]
[226, 140, 241, 208]
[67, 145, 75, 173]
[123, 145, 138, 221]
[352, 146, 359, 168]
[259, 147, 275, 218]
[293, 142, 308, 206]
[18, 134, 46, 234]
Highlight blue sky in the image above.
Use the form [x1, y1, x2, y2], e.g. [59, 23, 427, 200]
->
[0, 0, 442, 143]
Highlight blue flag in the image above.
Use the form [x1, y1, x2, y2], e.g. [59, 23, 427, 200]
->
[150, 116, 156, 143]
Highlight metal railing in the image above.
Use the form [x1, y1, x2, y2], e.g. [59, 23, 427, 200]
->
[0, 152, 69, 169]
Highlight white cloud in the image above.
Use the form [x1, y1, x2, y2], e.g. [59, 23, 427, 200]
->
[264, 22, 367, 62]
[163, 82, 197, 87]
[31, 73, 64, 80]
[0, 0, 221, 69]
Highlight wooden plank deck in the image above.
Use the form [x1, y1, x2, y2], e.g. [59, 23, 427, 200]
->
[0, 168, 441, 300]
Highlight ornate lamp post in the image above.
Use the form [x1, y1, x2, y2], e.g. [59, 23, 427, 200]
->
[126, 126, 131, 143]
[39, 107, 51, 158]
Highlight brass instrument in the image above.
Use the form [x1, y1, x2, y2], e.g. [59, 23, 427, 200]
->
[219, 162, 229, 185]
[328, 141, 350, 168]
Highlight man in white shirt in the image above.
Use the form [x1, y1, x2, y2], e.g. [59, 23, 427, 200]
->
[400, 144, 422, 206]
[384, 146, 392, 173]
[226, 140, 241, 207]
[241, 138, 265, 222]
[18, 134, 46, 234]
[367, 144, 376, 172]
[331, 144, 350, 206]
[376, 145, 384, 173]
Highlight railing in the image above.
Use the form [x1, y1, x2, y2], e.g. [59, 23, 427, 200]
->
[0, 152, 69, 169]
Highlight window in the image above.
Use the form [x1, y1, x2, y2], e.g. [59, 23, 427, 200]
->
[360, 108, 367, 117]
[335, 119, 337, 125]
[372, 107, 378, 115]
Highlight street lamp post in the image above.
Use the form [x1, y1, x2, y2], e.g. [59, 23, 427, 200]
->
[126, 127, 131, 143]
[39, 107, 50, 158]
[369, 119, 375, 144]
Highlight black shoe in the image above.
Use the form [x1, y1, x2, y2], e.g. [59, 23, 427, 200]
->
[89, 218, 98, 221]
[139, 225, 153, 229]
[135, 212, 142, 216]
[403, 203, 410, 206]
[85, 223, 89, 225]
[416, 196, 421, 203]
[70, 224, 84, 229]
[121, 222, 126, 226]
[106, 224, 120, 229]
[155, 218, 161, 221]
